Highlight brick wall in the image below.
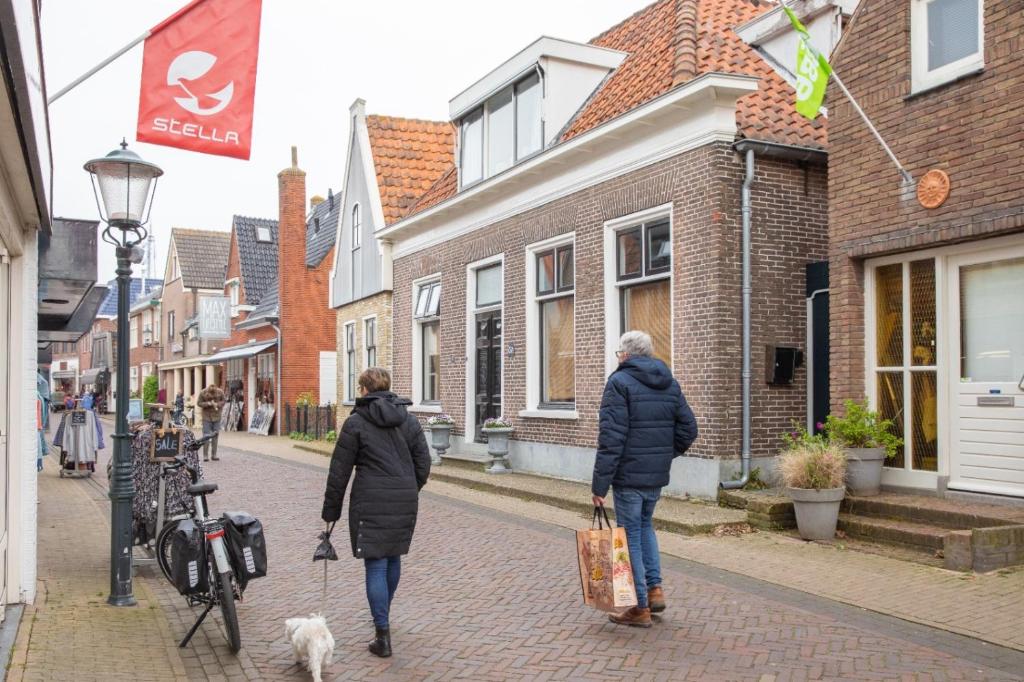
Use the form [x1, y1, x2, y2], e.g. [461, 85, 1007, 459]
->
[828, 0, 1024, 406]
[277, 159, 337, 409]
[335, 291, 393, 423]
[128, 307, 161, 396]
[391, 142, 827, 460]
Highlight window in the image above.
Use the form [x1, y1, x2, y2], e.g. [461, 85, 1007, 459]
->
[141, 363, 153, 378]
[167, 311, 175, 342]
[870, 259, 938, 472]
[255, 226, 273, 243]
[614, 218, 672, 366]
[227, 358, 245, 381]
[130, 366, 138, 392]
[345, 322, 356, 402]
[257, 352, 275, 379]
[911, 0, 984, 92]
[476, 264, 502, 307]
[459, 72, 543, 187]
[129, 316, 138, 349]
[365, 317, 377, 367]
[535, 243, 575, 407]
[414, 279, 442, 404]
[228, 279, 240, 317]
[351, 204, 361, 249]
[351, 204, 361, 297]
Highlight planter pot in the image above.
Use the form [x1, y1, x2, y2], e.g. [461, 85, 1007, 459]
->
[482, 427, 513, 474]
[427, 424, 452, 465]
[844, 447, 886, 496]
[786, 487, 845, 541]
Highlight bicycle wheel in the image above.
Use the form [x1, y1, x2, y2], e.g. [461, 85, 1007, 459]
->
[216, 570, 241, 653]
[156, 522, 176, 585]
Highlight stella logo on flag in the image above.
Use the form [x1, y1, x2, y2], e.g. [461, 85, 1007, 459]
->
[783, 6, 831, 120]
[137, 0, 262, 160]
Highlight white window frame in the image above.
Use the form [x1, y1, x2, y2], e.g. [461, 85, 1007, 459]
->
[910, 0, 985, 94]
[130, 366, 139, 392]
[411, 273, 443, 412]
[344, 321, 357, 404]
[129, 315, 138, 349]
[603, 203, 674, 376]
[464, 254, 504, 436]
[522, 233, 578, 419]
[141, 362, 153, 378]
[363, 314, 377, 368]
[351, 204, 362, 298]
[227, 278, 241, 317]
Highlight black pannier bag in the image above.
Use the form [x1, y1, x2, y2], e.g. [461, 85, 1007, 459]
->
[170, 519, 209, 596]
[222, 511, 267, 591]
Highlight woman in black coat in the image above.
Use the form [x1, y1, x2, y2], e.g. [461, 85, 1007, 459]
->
[321, 367, 431, 658]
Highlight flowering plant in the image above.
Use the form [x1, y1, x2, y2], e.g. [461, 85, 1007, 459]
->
[780, 421, 827, 450]
[426, 414, 455, 426]
[482, 416, 513, 430]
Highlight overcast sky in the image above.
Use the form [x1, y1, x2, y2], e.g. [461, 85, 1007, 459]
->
[42, 0, 652, 283]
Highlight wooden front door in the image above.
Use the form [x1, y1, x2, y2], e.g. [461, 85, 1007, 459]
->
[475, 312, 502, 442]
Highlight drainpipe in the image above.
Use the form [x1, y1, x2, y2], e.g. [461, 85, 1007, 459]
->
[272, 321, 282, 436]
[721, 148, 755, 490]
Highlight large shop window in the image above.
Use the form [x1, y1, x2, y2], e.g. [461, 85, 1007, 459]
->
[535, 243, 575, 407]
[459, 71, 543, 188]
[414, 280, 441, 403]
[911, 0, 984, 92]
[226, 358, 245, 382]
[615, 219, 671, 366]
[872, 260, 938, 472]
[256, 352, 275, 403]
[365, 317, 377, 368]
[345, 322, 356, 403]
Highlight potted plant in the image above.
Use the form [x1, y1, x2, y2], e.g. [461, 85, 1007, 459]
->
[779, 436, 847, 541]
[824, 399, 902, 497]
[426, 414, 455, 465]
[481, 416, 514, 474]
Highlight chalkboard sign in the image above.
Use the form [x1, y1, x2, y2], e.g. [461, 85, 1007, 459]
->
[70, 410, 87, 426]
[150, 428, 184, 462]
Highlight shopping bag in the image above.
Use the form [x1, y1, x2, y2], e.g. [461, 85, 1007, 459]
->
[576, 506, 638, 612]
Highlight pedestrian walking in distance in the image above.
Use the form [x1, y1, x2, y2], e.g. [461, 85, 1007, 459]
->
[197, 383, 226, 461]
[321, 367, 431, 658]
[592, 331, 698, 627]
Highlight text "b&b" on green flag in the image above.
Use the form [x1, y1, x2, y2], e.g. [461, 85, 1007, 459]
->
[783, 6, 832, 119]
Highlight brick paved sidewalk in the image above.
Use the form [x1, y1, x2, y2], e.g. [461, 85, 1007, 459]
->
[6, 457, 189, 682]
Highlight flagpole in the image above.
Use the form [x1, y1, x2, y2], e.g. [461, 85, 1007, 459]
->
[829, 71, 914, 186]
[48, 31, 151, 104]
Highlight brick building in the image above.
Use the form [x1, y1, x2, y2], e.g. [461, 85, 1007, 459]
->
[329, 101, 453, 419]
[371, 0, 841, 498]
[828, 0, 1024, 498]
[127, 284, 161, 400]
[157, 228, 230, 405]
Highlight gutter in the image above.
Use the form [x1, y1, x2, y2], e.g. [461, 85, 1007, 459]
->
[271, 322, 282, 436]
[733, 138, 827, 164]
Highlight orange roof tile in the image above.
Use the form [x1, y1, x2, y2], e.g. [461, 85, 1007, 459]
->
[364, 115, 455, 225]
[404, 0, 825, 221]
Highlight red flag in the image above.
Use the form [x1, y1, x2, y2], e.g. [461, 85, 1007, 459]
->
[137, 0, 262, 160]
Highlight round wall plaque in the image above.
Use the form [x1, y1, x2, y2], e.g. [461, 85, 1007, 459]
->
[917, 169, 950, 209]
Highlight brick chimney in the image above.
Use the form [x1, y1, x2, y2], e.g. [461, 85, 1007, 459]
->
[277, 146, 306, 411]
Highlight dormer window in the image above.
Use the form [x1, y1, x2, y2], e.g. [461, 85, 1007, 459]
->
[459, 71, 543, 188]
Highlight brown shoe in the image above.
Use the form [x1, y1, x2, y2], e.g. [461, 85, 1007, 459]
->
[648, 585, 666, 613]
[608, 606, 652, 628]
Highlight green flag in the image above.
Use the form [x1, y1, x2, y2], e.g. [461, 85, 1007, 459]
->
[783, 6, 832, 119]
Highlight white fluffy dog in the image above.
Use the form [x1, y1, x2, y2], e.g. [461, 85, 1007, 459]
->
[285, 614, 335, 682]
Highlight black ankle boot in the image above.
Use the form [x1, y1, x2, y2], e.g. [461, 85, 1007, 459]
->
[368, 627, 391, 658]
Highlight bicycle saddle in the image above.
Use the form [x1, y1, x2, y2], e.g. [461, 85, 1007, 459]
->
[187, 480, 218, 495]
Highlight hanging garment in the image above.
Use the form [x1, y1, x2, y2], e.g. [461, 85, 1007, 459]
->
[62, 410, 99, 465]
[128, 424, 202, 546]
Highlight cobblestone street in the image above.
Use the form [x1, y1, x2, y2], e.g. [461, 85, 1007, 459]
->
[34, 430, 1017, 681]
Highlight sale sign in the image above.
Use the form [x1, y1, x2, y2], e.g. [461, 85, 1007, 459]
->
[136, 0, 262, 159]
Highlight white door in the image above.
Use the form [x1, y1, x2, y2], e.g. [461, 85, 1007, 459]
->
[948, 249, 1024, 497]
[319, 351, 337, 405]
[0, 251, 11, 611]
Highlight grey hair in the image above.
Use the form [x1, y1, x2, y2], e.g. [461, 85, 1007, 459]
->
[619, 330, 653, 357]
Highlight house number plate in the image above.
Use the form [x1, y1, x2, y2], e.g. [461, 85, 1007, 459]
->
[977, 396, 1015, 407]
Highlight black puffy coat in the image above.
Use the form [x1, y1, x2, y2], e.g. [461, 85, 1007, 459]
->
[321, 392, 431, 559]
[591, 356, 698, 497]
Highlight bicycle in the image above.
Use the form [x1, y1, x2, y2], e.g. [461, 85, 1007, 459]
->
[155, 435, 242, 653]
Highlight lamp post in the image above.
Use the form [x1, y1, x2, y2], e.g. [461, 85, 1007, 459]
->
[84, 140, 163, 607]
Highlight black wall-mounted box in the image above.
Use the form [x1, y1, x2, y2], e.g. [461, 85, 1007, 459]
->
[765, 345, 803, 385]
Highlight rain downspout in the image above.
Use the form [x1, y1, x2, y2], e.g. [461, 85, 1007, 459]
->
[272, 321, 282, 436]
[721, 148, 755, 490]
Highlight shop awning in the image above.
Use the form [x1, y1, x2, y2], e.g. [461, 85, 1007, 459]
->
[80, 368, 108, 385]
[202, 341, 276, 364]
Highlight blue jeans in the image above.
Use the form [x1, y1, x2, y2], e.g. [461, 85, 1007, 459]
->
[612, 487, 662, 609]
[364, 556, 401, 628]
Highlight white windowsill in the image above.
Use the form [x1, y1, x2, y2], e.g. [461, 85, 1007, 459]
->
[518, 408, 578, 420]
[410, 404, 443, 414]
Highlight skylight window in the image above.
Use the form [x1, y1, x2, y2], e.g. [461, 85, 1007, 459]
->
[256, 226, 272, 243]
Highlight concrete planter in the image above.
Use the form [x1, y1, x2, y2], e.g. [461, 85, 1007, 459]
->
[427, 424, 452, 465]
[483, 427, 513, 474]
[786, 487, 845, 541]
[844, 447, 886, 496]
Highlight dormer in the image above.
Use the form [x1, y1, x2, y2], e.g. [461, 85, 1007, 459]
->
[450, 37, 627, 189]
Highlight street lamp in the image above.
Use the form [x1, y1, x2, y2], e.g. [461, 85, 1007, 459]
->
[84, 139, 162, 607]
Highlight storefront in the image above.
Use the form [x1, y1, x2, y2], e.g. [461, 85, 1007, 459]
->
[865, 234, 1024, 498]
[203, 341, 277, 434]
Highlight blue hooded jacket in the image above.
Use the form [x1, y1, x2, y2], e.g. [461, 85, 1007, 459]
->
[592, 355, 698, 497]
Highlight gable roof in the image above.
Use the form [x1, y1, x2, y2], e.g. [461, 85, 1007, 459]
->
[405, 0, 825, 220]
[97, 278, 162, 318]
[364, 115, 455, 225]
[232, 215, 278, 305]
[171, 228, 231, 289]
[306, 191, 340, 267]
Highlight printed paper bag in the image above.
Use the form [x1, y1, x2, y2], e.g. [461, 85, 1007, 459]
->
[576, 507, 638, 612]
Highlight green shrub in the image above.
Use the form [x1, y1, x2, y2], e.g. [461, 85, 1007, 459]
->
[143, 375, 158, 405]
[824, 399, 903, 458]
[324, 430, 337, 442]
[295, 391, 317, 408]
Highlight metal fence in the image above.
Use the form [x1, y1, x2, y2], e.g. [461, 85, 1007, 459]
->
[283, 403, 337, 440]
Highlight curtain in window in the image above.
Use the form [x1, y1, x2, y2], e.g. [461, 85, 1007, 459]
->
[622, 279, 671, 366]
[541, 298, 574, 403]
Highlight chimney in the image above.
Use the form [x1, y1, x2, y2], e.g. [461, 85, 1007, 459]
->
[277, 146, 307, 406]
[310, 195, 325, 210]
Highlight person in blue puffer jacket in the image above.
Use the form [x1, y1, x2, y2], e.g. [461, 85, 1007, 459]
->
[591, 330, 698, 628]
